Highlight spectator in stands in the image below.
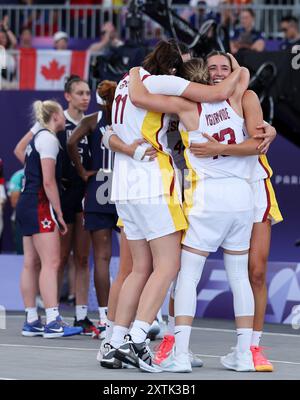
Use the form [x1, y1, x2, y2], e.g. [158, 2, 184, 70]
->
[53, 31, 69, 50]
[230, 9, 265, 54]
[0, 15, 17, 49]
[0, 16, 18, 88]
[0, 159, 7, 248]
[280, 16, 300, 51]
[18, 27, 33, 49]
[7, 169, 24, 254]
[188, 0, 221, 29]
[88, 22, 123, 53]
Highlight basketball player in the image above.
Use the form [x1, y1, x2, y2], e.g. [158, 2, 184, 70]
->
[188, 51, 283, 372]
[17, 100, 83, 338]
[126, 58, 262, 372]
[14, 77, 98, 335]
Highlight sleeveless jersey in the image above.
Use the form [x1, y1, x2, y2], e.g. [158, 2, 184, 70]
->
[85, 111, 116, 213]
[181, 100, 257, 179]
[57, 110, 91, 188]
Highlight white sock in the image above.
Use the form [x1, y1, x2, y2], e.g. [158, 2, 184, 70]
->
[99, 307, 107, 323]
[236, 328, 253, 353]
[105, 319, 114, 343]
[130, 320, 150, 343]
[25, 307, 38, 323]
[251, 330, 262, 347]
[110, 325, 129, 349]
[156, 309, 163, 323]
[46, 307, 59, 325]
[76, 305, 88, 321]
[174, 325, 192, 355]
[167, 316, 175, 335]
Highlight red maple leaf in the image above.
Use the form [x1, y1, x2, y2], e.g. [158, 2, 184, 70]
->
[41, 59, 66, 80]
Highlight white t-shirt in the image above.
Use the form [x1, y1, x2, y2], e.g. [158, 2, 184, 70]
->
[111, 69, 190, 201]
[35, 130, 60, 161]
[30, 121, 43, 135]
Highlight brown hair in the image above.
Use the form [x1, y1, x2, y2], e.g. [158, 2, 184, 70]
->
[97, 80, 117, 125]
[142, 39, 183, 75]
[206, 51, 233, 72]
[180, 58, 210, 84]
[64, 75, 89, 93]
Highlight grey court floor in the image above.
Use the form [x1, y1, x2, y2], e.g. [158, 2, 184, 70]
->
[0, 313, 299, 380]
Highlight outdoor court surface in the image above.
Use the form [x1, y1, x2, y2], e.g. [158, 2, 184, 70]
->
[0, 313, 299, 380]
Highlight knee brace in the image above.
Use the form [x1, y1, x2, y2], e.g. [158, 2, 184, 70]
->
[174, 250, 206, 317]
[223, 253, 254, 317]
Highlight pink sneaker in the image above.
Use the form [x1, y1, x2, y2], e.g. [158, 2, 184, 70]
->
[153, 335, 175, 364]
[250, 346, 274, 372]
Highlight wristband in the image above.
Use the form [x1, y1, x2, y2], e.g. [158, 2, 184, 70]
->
[102, 128, 115, 150]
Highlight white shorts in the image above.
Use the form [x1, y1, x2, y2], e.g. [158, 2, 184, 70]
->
[182, 177, 254, 252]
[116, 194, 187, 241]
[251, 179, 283, 225]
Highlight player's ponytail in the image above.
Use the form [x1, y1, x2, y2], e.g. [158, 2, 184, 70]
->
[97, 80, 117, 125]
[142, 39, 183, 76]
[179, 58, 210, 85]
[33, 100, 62, 128]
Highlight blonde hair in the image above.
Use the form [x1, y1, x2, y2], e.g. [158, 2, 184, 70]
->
[32, 100, 62, 128]
[180, 58, 210, 85]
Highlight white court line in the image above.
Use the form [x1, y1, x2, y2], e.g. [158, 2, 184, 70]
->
[192, 326, 300, 338]
[0, 344, 96, 351]
[0, 343, 299, 367]
[194, 354, 300, 366]
[6, 315, 300, 338]
[0, 379, 16, 381]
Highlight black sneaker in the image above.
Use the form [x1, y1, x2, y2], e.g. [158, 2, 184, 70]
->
[100, 343, 124, 369]
[114, 334, 162, 373]
[73, 316, 99, 336]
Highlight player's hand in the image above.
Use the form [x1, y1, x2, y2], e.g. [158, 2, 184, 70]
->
[79, 168, 97, 182]
[254, 122, 276, 154]
[57, 214, 68, 235]
[129, 66, 141, 75]
[130, 139, 157, 161]
[226, 52, 240, 70]
[189, 134, 221, 157]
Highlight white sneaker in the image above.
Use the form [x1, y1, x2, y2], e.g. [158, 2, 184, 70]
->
[189, 351, 203, 368]
[160, 351, 192, 373]
[221, 348, 255, 372]
[96, 340, 106, 362]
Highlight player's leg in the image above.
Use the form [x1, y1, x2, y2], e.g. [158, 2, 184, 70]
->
[91, 227, 113, 335]
[100, 238, 152, 369]
[21, 236, 43, 336]
[248, 220, 274, 371]
[33, 228, 82, 338]
[72, 212, 93, 335]
[57, 223, 74, 302]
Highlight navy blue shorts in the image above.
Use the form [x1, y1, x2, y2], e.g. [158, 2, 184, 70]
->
[84, 212, 120, 232]
[16, 192, 58, 236]
[60, 185, 85, 225]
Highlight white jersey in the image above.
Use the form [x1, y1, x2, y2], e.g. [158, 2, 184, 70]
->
[181, 100, 257, 179]
[111, 68, 190, 201]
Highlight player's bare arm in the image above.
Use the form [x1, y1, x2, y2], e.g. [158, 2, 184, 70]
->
[67, 113, 98, 182]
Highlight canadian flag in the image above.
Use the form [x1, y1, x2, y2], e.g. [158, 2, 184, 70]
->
[19, 49, 88, 90]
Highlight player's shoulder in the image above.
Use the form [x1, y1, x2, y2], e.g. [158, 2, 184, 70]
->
[243, 89, 258, 100]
